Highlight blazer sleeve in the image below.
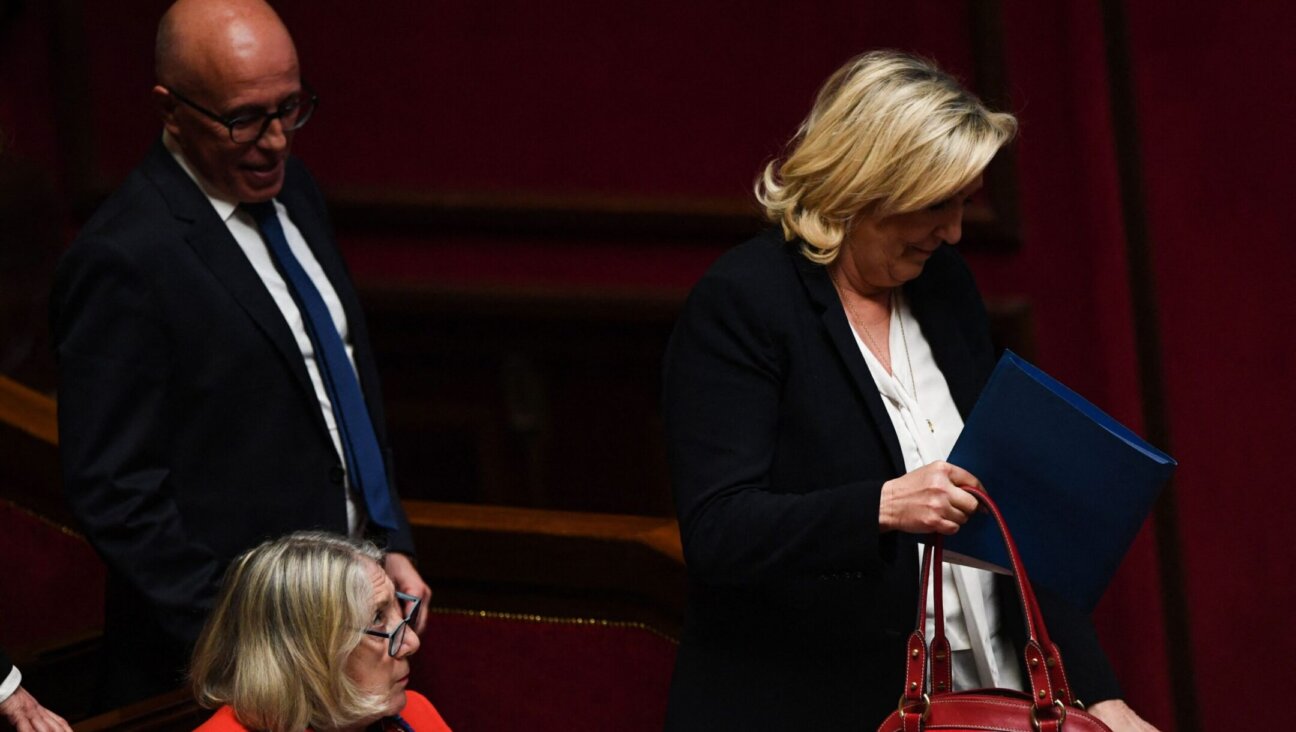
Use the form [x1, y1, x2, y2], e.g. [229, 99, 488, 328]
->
[52, 235, 220, 647]
[663, 264, 887, 588]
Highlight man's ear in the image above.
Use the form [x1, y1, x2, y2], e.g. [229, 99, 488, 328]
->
[152, 85, 181, 136]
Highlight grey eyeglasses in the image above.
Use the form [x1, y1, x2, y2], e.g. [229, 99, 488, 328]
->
[363, 590, 422, 657]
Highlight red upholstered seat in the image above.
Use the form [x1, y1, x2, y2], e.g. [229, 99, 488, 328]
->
[409, 609, 677, 732]
[0, 500, 106, 654]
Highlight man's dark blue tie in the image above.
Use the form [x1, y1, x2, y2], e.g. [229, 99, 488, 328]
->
[245, 200, 399, 531]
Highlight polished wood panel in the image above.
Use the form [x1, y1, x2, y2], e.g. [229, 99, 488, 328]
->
[364, 283, 1034, 514]
[73, 690, 204, 732]
[325, 188, 1014, 252]
[363, 283, 679, 515]
[407, 499, 685, 636]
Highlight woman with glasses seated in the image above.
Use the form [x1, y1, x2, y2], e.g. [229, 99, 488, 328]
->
[190, 532, 451, 732]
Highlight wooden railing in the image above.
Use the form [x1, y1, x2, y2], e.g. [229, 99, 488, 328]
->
[407, 500, 685, 636]
[0, 374, 686, 624]
[0, 374, 68, 525]
[0, 372, 686, 730]
[0, 373, 57, 445]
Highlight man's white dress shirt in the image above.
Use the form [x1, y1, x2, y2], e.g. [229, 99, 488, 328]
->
[164, 133, 365, 537]
[0, 664, 20, 704]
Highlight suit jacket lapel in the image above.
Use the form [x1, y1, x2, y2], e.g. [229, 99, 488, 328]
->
[792, 249, 906, 475]
[140, 143, 323, 419]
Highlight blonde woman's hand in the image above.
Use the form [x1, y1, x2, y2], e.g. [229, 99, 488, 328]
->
[878, 460, 981, 535]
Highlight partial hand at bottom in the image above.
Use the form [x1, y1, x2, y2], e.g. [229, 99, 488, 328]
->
[1087, 699, 1160, 732]
[384, 551, 433, 634]
[0, 687, 72, 732]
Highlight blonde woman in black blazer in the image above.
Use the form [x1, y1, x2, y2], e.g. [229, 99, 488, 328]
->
[662, 51, 1156, 731]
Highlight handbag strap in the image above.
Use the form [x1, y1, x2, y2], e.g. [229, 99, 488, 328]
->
[900, 487, 1079, 724]
[929, 541, 953, 695]
[911, 542, 955, 695]
[902, 546, 934, 711]
[959, 487, 1078, 708]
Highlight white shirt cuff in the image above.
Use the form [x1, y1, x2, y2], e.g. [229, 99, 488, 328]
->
[0, 664, 21, 705]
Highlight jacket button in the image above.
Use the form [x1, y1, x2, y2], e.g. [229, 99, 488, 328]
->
[329, 465, 346, 485]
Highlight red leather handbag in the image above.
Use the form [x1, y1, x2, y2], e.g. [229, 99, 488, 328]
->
[877, 487, 1111, 732]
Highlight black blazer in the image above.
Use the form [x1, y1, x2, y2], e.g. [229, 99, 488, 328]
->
[51, 142, 414, 654]
[662, 230, 1117, 729]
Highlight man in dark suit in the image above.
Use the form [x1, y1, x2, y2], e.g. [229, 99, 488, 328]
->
[51, 0, 429, 709]
[0, 648, 70, 732]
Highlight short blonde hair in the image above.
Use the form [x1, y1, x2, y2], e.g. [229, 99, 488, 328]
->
[757, 50, 1017, 264]
[190, 532, 390, 732]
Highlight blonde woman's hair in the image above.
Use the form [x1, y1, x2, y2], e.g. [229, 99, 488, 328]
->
[756, 50, 1017, 264]
[190, 531, 390, 732]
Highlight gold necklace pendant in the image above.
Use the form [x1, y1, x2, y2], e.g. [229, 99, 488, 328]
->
[894, 293, 919, 403]
[835, 275, 934, 435]
[831, 274, 892, 374]
[894, 293, 934, 434]
[834, 274, 938, 432]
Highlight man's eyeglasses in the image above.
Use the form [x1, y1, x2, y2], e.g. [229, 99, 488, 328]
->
[363, 591, 422, 657]
[166, 85, 318, 144]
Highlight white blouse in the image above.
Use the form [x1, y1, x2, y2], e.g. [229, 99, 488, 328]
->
[848, 291, 1023, 691]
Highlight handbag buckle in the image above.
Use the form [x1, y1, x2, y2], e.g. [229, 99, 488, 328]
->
[1030, 699, 1067, 731]
[896, 693, 931, 724]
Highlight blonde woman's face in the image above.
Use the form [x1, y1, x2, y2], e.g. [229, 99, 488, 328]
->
[843, 178, 982, 290]
[345, 560, 420, 719]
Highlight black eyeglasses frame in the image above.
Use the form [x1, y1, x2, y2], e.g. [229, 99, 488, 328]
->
[165, 83, 318, 144]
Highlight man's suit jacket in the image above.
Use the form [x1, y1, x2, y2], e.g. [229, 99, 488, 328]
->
[661, 230, 1118, 729]
[51, 141, 413, 697]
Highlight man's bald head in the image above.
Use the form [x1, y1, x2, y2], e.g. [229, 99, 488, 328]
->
[153, 0, 306, 202]
[155, 0, 297, 93]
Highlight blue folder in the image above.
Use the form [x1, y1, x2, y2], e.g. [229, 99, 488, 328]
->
[941, 351, 1176, 611]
